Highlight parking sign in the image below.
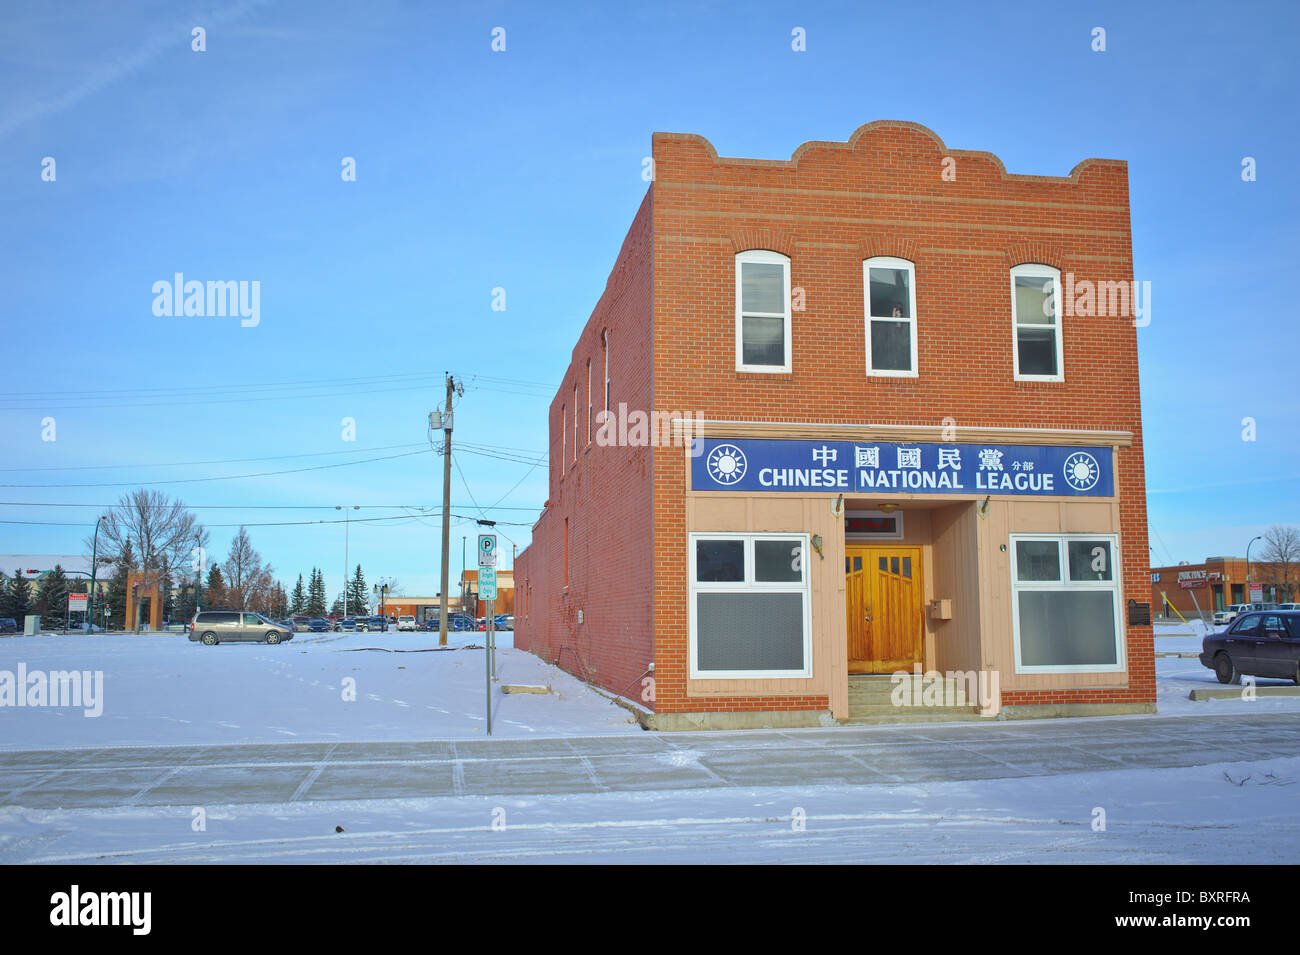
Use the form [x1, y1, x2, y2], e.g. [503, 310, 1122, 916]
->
[480, 566, 497, 601]
[478, 534, 497, 568]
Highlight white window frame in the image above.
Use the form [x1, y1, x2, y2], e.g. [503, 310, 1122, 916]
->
[844, 508, 905, 540]
[1010, 263, 1065, 382]
[586, 359, 592, 446]
[1009, 532, 1125, 674]
[688, 532, 812, 679]
[561, 405, 566, 476]
[734, 250, 792, 374]
[863, 256, 919, 378]
[602, 329, 610, 414]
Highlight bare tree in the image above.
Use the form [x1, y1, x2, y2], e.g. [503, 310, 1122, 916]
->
[1258, 525, 1300, 602]
[86, 490, 209, 591]
[223, 526, 274, 611]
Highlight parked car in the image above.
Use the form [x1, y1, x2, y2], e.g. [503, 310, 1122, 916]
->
[307, 618, 330, 633]
[189, 610, 293, 646]
[450, 614, 476, 632]
[1213, 604, 1248, 627]
[0, 618, 17, 635]
[398, 615, 416, 632]
[290, 616, 310, 631]
[1200, 610, 1300, 684]
[368, 616, 387, 632]
[494, 614, 514, 631]
[336, 617, 358, 632]
[1276, 603, 1299, 612]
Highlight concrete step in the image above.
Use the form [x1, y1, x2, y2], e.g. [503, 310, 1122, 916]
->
[848, 677, 970, 707]
[838, 710, 987, 725]
[848, 703, 980, 717]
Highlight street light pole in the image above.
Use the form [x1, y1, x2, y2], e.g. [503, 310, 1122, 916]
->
[336, 505, 359, 618]
[1246, 534, 1264, 602]
[87, 515, 104, 634]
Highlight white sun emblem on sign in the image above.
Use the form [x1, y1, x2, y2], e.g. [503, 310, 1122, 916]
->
[707, 444, 748, 485]
[1063, 452, 1100, 492]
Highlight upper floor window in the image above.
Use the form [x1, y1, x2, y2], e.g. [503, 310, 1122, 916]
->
[735, 250, 791, 373]
[1011, 264, 1063, 382]
[864, 257, 918, 376]
[561, 404, 567, 476]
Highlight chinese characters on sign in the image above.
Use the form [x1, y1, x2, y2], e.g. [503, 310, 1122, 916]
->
[693, 438, 1114, 497]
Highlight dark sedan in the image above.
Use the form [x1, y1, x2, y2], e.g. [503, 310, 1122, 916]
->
[1200, 610, 1300, 684]
[306, 618, 331, 633]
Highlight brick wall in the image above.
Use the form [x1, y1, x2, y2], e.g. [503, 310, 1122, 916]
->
[648, 121, 1151, 713]
[514, 188, 659, 707]
[520, 120, 1152, 718]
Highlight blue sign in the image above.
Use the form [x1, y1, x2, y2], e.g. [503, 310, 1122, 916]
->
[691, 438, 1113, 497]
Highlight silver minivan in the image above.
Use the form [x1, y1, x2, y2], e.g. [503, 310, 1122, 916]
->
[189, 610, 293, 645]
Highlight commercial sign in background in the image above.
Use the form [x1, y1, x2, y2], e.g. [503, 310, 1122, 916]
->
[691, 438, 1115, 498]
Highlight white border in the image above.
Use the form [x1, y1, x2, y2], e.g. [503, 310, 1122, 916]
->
[864, 256, 919, 377]
[688, 531, 812, 679]
[735, 250, 792, 374]
[1010, 263, 1065, 382]
[1009, 532, 1125, 673]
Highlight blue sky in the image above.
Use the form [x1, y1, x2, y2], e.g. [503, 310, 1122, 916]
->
[1, 0, 1296, 597]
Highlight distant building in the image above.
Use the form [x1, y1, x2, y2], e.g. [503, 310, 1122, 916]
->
[1150, 557, 1295, 617]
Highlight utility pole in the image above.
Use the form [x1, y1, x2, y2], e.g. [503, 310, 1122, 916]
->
[435, 373, 461, 646]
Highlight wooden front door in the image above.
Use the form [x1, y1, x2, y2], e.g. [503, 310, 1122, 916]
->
[845, 546, 923, 673]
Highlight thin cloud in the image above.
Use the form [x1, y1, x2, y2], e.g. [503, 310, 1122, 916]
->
[0, 0, 270, 137]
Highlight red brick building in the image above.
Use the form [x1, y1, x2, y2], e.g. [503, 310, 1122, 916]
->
[515, 121, 1153, 728]
[1150, 558, 1295, 618]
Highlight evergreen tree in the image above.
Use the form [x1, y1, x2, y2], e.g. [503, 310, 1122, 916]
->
[268, 582, 289, 619]
[105, 540, 135, 630]
[330, 594, 346, 618]
[204, 564, 227, 609]
[160, 571, 175, 622]
[1, 574, 33, 626]
[173, 583, 198, 624]
[290, 574, 306, 615]
[37, 565, 71, 628]
[346, 564, 370, 616]
[306, 567, 327, 617]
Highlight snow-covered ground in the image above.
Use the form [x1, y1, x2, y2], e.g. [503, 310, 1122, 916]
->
[4, 755, 1296, 864]
[0, 622, 1296, 750]
[0, 630, 640, 749]
[2, 622, 1298, 863]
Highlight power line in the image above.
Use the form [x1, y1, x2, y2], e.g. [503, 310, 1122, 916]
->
[0, 449, 432, 489]
[0, 442, 428, 473]
[0, 501, 542, 510]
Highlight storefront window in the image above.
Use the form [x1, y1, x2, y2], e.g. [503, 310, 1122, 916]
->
[1011, 534, 1124, 672]
[690, 533, 811, 678]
